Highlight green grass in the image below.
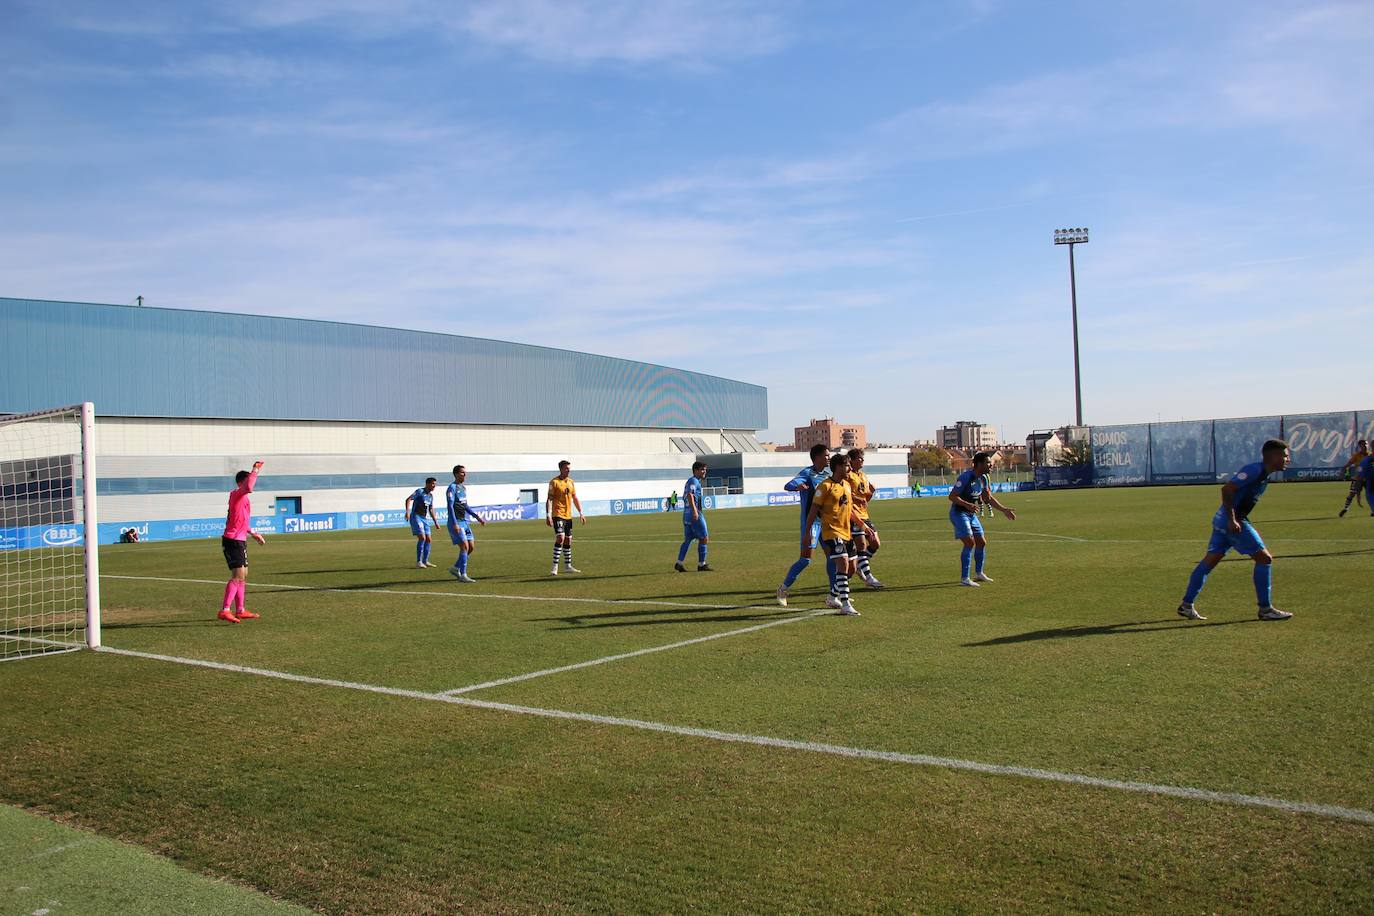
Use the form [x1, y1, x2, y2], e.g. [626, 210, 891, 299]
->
[2, 483, 1372, 913]
[0, 803, 311, 914]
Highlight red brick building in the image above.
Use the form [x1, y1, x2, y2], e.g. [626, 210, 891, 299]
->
[793, 417, 866, 452]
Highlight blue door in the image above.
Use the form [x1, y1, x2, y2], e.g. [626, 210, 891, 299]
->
[277, 496, 302, 515]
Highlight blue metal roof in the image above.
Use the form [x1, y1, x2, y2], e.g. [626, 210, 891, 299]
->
[1, 297, 768, 429]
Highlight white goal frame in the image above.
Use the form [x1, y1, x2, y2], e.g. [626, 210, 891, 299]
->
[0, 402, 100, 658]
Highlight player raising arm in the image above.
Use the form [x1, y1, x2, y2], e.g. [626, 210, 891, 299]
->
[219, 460, 267, 623]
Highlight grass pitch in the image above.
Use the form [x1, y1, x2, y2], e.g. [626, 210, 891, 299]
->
[2, 483, 1372, 913]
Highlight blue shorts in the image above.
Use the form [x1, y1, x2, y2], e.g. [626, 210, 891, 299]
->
[410, 515, 431, 537]
[801, 518, 821, 550]
[448, 521, 474, 545]
[951, 512, 984, 540]
[683, 516, 709, 540]
[1206, 520, 1265, 556]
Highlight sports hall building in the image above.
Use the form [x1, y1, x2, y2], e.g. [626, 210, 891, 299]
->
[2, 297, 910, 538]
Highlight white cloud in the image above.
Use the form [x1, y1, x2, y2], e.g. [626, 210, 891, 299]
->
[453, 0, 792, 65]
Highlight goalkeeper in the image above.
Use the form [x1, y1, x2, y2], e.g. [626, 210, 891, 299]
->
[220, 460, 266, 623]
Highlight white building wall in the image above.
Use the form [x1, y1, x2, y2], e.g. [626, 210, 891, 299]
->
[95, 417, 743, 457]
[97, 451, 699, 523]
[740, 450, 910, 494]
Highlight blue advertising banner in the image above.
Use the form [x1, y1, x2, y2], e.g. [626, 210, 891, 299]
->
[1358, 412, 1374, 446]
[1091, 424, 1151, 486]
[1148, 419, 1215, 484]
[1282, 411, 1356, 476]
[1034, 464, 1095, 489]
[1213, 416, 1282, 480]
[609, 496, 668, 515]
[1, 488, 913, 551]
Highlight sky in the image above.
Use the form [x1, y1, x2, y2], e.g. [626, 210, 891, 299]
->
[2, 0, 1371, 444]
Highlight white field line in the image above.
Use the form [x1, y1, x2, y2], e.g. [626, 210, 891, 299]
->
[90, 645, 1374, 826]
[102, 574, 792, 612]
[443, 609, 830, 695]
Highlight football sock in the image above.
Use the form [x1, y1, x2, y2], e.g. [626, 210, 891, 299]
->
[1184, 560, 1211, 603]
[1253, 563, 1273, 607]
[835, 571, 850, 605]
[563, 544, 573, 567]
[857, 551, 872, 579]
[677, 539, 692, 563]
[697, 542, 708, 564]
[552, 541, 561, 567]
[422, 540, 431, 564]
[827, 560, 837, 594]
[782, 557, 809, 588]
[960, 545, 973, 580]
[1344, 492, 1356, 510]
[222, 580, 236, 610]
[233, 580, 245, 612]
[974, 547, 986, 575]
[416, 541, 425, 564]
[457, 550, 469, 575]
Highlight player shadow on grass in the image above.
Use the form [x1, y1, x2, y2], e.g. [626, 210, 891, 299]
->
[1221, 547, 1374, 561]
[534, 604, 799, 628]
[962, 617, 1257, 647]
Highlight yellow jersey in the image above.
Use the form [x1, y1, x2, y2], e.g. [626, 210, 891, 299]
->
[813, 478, 855, 541]
[547, 476, 577, 520]
[848, 469, 874, 520]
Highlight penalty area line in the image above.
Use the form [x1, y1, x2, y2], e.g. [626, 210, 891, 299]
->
[442, 608, 830, 695]
[91, 644, 1374, 827]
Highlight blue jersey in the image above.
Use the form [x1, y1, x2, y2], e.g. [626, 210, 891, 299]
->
[950, 470, 985, 516]
[1360, 455, 1374, 481]
[446, 483, 471, 524]
[1216, 462, 1270, 523]
[683, 476, 704, 518]
[408, 488, 432, 516]
[784, 464, 831, 521]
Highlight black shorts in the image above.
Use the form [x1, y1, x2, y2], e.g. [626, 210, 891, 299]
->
[222, 536, 248, 570]
[820, 537, 852, 559]
[553, 517, 573, 536]
[850, 518, 875, 538]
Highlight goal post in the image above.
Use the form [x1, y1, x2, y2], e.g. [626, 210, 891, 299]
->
[0, 402, 100, 659]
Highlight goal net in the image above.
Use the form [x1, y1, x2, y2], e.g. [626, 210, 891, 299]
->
[1, 403, 100, 660]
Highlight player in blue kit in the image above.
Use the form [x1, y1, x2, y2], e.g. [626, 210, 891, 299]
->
[950, 450, 1016, 587]
[949, 452, 1017, 586]
[404, 477, 439, 568]
[445, 465, 487, 583]
[1350, 451, 1374, 518]
[1178, 438, 1292, 621]
[674, 461, 713, 572]
[776, 444, 833, 607]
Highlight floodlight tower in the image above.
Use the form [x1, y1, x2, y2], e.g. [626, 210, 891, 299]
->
[1053, 227, 1089, 427]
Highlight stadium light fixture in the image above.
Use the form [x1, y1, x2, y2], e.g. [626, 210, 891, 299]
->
[1052, 227, 1089, 426]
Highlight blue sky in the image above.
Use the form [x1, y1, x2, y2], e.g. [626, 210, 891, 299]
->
[3, 0, 1371, 443]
